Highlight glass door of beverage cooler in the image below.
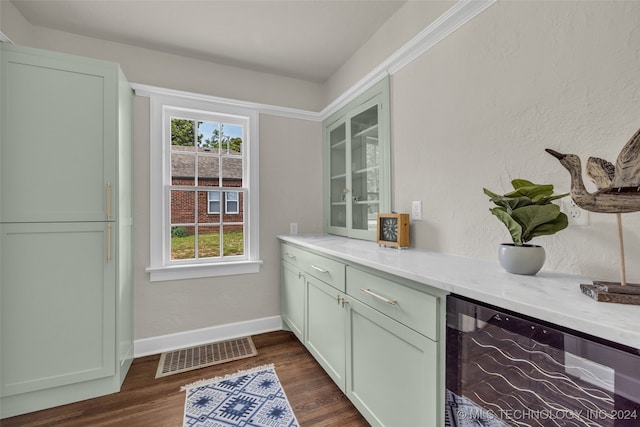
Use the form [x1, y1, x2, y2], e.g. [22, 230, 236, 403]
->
[446, 295, 640, 427]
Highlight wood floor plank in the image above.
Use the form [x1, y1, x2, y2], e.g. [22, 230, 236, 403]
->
[1, 331, 369, 427]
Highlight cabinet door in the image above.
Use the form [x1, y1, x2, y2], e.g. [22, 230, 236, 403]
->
[346, 297, 440, 427]
[0, 222, 116, 397]
[348, 99, 381, 238]
[323, 76, 390, 240]
[327, 119, 348, 233]
[305, 275, 346, 391]
[1, 47, 116, 223]
[281, 261, 305, 342]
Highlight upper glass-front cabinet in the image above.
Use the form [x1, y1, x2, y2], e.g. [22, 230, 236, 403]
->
[324, 76, 390, 240]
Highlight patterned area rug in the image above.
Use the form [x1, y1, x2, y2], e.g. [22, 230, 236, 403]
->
[181, 364, 299, 427]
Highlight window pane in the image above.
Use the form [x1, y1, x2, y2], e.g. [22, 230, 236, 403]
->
[198, 225, 220, 258]
[222, 123, 243, 155]
[223, 191, 243, 222]
[203, 191, 221, 222]
[171, 190, 195, 224]
[171, 152, 195, 186]
[198, 155, 219, 187]
[221, 157, 243, 185]
[171, 226, 194, 260]
[222, 226, 244, 256]
[171, 118, 196, 147]
[197, 121, 221, 154]
[225, 191, 239, 215]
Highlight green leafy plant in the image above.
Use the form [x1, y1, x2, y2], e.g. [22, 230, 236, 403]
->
[483, 179, 569, 246]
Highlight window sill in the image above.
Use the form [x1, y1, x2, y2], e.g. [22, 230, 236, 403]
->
[146, 260, 263, 282]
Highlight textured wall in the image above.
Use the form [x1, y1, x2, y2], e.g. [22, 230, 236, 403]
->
[391, 1, 640, 282]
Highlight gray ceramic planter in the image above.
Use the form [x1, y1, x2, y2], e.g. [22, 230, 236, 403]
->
[498, 243, 546, 275]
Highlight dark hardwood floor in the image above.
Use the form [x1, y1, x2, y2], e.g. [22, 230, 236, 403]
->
[2, 331, 369, 427]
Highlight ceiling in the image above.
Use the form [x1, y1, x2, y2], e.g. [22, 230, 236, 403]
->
[10, 0, 408, 83]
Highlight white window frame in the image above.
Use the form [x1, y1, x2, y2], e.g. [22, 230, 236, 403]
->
[146, 92, 261, 281]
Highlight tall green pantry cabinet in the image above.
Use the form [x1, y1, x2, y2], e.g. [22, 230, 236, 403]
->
[0, 44, 134, 418]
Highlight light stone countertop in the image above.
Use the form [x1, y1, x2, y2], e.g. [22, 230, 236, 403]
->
[278, 234, 640, 351]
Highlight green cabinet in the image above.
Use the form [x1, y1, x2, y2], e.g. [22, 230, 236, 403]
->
[324, 77, 391, 241]
[281, 260, 306, 342]
[0, 222, 116, 395]
[346, 292, 440, 426]
[279, 241, 446, 426]
[0, 44, 133, 418]
[280, 243, 348, 389]
[305, 275, 347, 391]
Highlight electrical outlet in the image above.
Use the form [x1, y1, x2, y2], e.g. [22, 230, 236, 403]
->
[411, 201, 422, 221]
[562, 199, 589, 226]
[289, 223, 298, 235]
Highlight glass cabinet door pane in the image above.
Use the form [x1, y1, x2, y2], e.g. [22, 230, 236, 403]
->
[350, 105, 379, 231]
[329, 123, 347, 228]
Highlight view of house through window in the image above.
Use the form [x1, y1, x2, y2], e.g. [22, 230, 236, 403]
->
[170, 117, 246, 260]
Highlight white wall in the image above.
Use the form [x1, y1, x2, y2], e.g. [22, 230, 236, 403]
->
[387, 1, 640, 281]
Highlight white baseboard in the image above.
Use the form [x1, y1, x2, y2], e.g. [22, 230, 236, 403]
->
[134, 315, 283, 357]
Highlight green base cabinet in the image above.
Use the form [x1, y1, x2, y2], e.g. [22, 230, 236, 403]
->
[0, 44, 133, 418]
[281, 260, 306, 342]
[305, 275, 347, 391]
[346, 297, 439, 426]
[279, 241, 446, 426]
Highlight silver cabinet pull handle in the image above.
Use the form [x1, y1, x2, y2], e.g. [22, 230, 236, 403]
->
[284, 252, 296, 259]
[311, 264, 329, 274]
[360, 288, 397, 305]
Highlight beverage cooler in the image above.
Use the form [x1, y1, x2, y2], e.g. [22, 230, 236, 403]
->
[445, 295, 640, 426]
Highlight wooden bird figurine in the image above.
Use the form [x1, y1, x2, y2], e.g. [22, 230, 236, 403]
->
[545, 127, 640, 213]
[547, 126, 640, 293]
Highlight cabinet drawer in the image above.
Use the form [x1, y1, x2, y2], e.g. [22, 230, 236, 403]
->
[281, 243, 306, 268]
[281, 243, 346, 291]
[303, 251, 346, 292]
[346, 267, 438, 340]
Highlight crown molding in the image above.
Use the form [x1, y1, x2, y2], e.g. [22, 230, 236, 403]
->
[131, 82, 322, 121]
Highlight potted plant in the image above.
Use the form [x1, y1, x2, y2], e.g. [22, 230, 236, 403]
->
[483, 179, 569, 275]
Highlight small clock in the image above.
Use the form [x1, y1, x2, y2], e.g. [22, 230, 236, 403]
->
[377, 213, 410, 248]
